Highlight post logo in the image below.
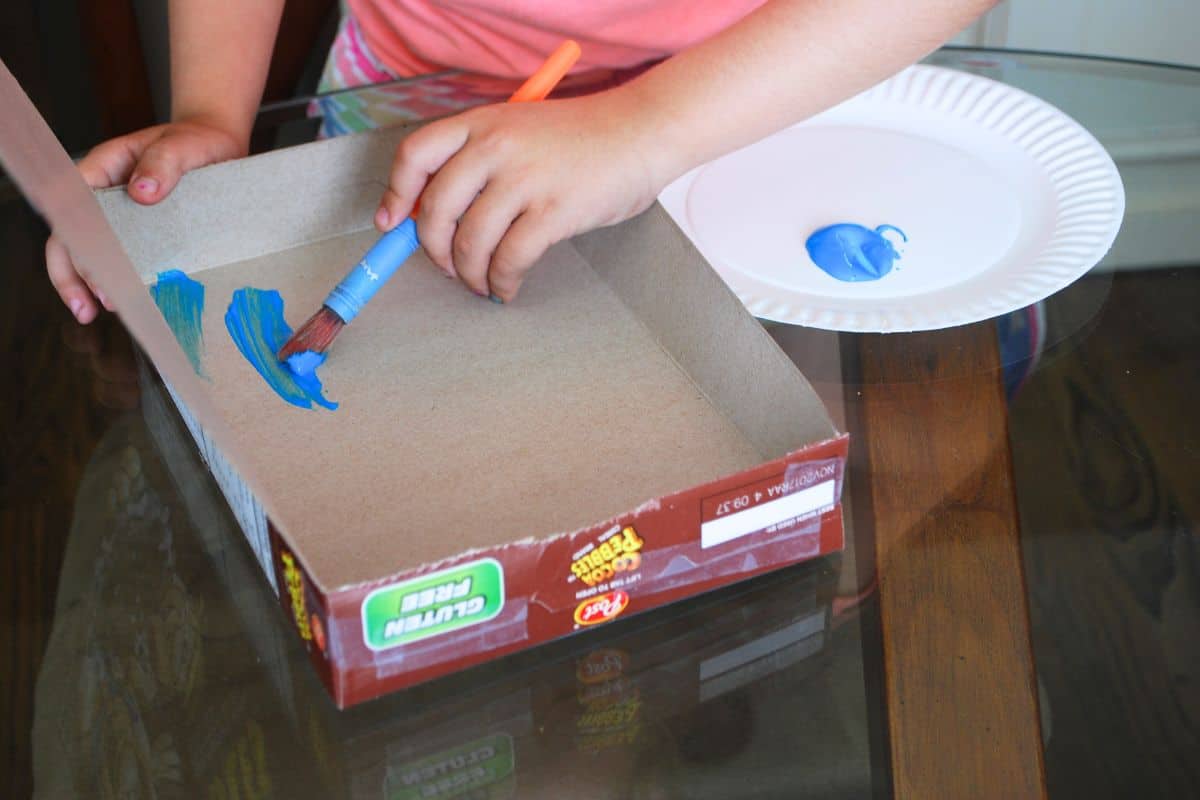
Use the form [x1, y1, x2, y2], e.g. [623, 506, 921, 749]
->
[577, 649, 630, 684]
[362, 558, 504, 651]
[574, 591, 629, 626]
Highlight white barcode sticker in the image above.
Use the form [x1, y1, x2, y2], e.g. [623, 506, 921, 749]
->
[700, 479, 835, 549]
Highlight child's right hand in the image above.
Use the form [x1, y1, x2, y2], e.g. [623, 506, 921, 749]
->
[46, 118, 246, 323]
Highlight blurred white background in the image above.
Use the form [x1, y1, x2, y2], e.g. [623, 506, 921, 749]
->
[954, 1, 1200, 272]
[955, 0, 1200, 68]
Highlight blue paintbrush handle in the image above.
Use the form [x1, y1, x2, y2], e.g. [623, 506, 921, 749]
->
[323, 217, 421, 323]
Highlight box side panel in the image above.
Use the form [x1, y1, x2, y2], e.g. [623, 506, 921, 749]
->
[268, 521, 340, 701]
[139, 357, 302, 715]
[97, 126, 410, 280]
[139, 360, 278, 595]
[572, 205, 839, 458]
[164, 382, 277, 594]
[138, 355, 343, 703]
[321, 434, 848, 707]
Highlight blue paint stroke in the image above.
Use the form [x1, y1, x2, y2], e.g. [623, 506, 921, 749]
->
[224, 288, 338, 411]
[806, 223, 907, 282]
[150, 269, 206, 376]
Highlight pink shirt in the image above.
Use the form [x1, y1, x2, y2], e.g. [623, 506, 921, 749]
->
[347, 0, 766, 79]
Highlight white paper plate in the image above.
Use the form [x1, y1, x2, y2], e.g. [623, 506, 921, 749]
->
[659, 65, 1125, 332]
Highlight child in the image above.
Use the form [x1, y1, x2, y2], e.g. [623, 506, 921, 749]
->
[47, 0, 997, 319]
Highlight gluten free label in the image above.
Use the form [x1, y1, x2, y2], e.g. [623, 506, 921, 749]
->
[362, 558, 505, 651]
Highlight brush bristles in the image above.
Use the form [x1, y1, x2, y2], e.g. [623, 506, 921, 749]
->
[277, 306, 345, 361]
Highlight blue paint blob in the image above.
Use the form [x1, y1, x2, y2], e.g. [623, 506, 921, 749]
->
[285, 350, 326, 378]
[805, 223, 907, 282]
[150, 269, 206, 376]
[224, 288, 338, 411]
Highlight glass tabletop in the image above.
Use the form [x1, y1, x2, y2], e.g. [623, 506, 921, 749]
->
[4, 48, 1198, 799]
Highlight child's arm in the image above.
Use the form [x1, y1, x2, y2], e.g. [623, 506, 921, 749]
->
[47, 0, 283, 323]
[380, 0, 999, 302]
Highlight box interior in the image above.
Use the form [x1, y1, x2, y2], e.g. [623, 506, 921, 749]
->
[100, 127, 836, 592]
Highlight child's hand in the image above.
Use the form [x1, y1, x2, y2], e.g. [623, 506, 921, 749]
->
[46, 118, 245, 323]
[376, 91, 665, 302]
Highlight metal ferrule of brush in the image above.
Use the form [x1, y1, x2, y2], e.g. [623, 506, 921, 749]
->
[324, 217, 421, 323]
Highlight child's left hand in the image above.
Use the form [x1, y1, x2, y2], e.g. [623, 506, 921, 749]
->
[375, 90, 667, 303]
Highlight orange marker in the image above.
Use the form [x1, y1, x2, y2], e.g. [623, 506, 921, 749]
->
[410, 39, 581, 217]
[510, 39, 582, 103]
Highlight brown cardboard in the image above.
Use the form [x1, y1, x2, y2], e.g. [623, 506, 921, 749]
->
[0, 58, 848, 707]
[97, 125, 836, 589]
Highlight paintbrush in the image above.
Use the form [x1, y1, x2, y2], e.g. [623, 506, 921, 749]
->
[277, 40, 583, 369]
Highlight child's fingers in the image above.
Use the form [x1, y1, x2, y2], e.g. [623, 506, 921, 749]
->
[45, 235, 99, 324]
[126, 138, 192, 204]
[487, 209, 562, 303]
[77, 126, 163, 189]
[127, 130, 235, 205]
[85, 278, 114, 311]
[415, 151, 493, 281]
[384, 121, 471, 228]
[451, 183, 524, 297]
[374, 187, 409, 232]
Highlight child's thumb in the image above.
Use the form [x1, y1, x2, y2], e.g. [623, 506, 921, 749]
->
[127, 137, 214, 205]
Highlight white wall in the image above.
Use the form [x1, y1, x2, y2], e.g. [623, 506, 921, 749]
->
[966, 0, 1200, 68]
[949, 2, 1200, 271]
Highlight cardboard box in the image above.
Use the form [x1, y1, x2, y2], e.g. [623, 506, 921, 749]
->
[0, 61, 846, 708]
